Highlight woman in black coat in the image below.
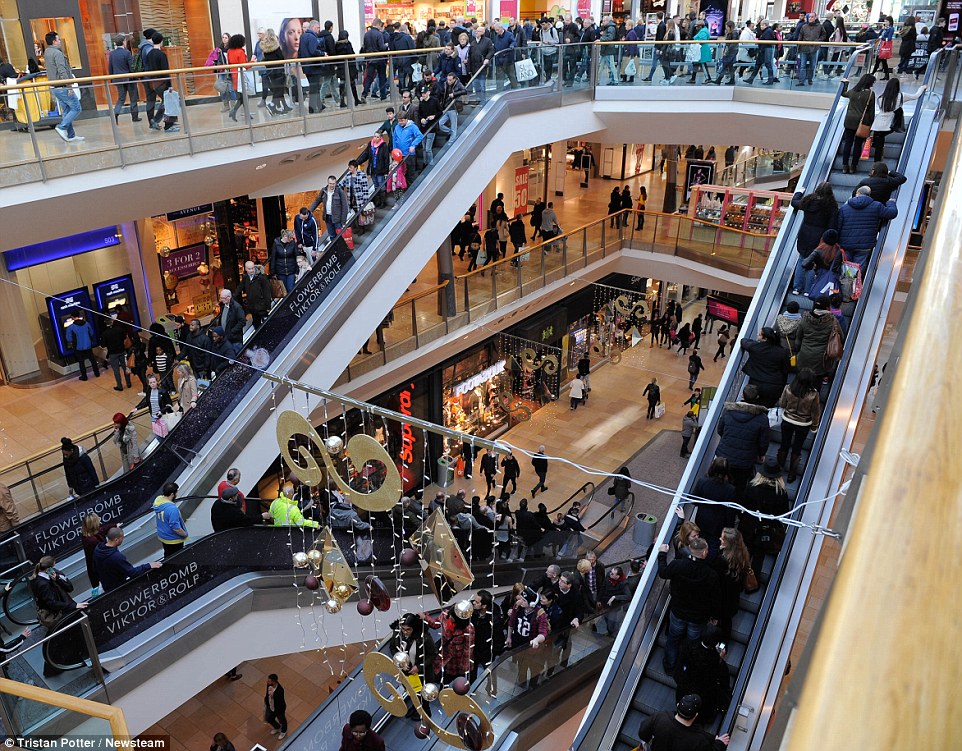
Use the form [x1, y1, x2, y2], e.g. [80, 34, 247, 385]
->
[608, 188, 621, 227]
[619, 186, 632, 227]
[790, 183, 838, 295]
[740, 326, 791, 407]
[61, 438, 98, 496]
[29, 556, 85, 630]
[269, 229, 299, 293]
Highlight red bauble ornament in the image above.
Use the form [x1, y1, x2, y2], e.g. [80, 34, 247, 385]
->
[399, 548, 418, 567]
[304, 574, 319, 590]
[414, 723, 430, 740]
[357, 599, 374, 616]
[451, 676, 470, 695]
[365, 575, 392, 612]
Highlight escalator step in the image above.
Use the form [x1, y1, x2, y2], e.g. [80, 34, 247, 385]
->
[613, 741, 639, 751]
[632, 678, 678, 717]
[643, 645, 676, 687]
[619, 707, 650, 747]
[725, 640, 747, 674]
[730, 608, 755, 645]
[739, 585, 764, 614]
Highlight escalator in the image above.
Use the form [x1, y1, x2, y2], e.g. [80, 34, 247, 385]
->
[6, 73, 566, 571]
[571, 53, 946, 751]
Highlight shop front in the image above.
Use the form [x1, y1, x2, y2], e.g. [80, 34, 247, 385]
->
[0, 224, 152, 380]
[364, 1, 489, 32]
[600, 143, 656, 181]
[0, 0, 214, 104]
[147, 196, 261, 320]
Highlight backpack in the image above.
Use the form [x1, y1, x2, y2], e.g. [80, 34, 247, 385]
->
[131, 48, 145, 74]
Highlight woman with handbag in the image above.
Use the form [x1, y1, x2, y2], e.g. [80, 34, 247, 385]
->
[226, 34, 254, 122]
[111, 412, 142, 472]
[261, 28, 291, 115]
[29, 557, 86, 633]
[687, 22, 714, 84]
[794, 296, 842, 382]
[871, 77, 925, 163]
[839, 74, 876, 174]
[871, 19, 895, 80]
[777, 367, 821, 482]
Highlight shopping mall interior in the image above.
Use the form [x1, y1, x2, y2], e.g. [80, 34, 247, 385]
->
[0, 1, 959, 749]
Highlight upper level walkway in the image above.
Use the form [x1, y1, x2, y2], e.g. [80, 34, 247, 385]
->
[0, 41, 855, 249]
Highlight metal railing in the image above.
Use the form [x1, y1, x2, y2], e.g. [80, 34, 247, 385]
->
[0, 408, 151, 522]
[0, 41, 864, 186]
[337, 207, 775, 383]
[718, 150, 804, 188]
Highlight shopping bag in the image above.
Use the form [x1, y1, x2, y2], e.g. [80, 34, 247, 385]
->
[878, 40, 893, 60]
[341, 227, 354, 251]
[411, 62, 423, 82]
[161, 410, 182, 433]
[624, 58, 637, 77]
[806, 266, 839, 298]
[654, 402, 665, 419]
[151, 419, 169, 438]
[861, 136, 872, 160]
[768, 407, 783, 428]
[241, 70, 256, 93]
[162, 88, 181, 117]
[359, 204, 376, 226]
[685, 43, 701, 63]
[515, 58, 538, 82]
[839, 250, 862, 301]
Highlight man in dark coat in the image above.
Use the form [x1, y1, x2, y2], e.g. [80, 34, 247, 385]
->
[214, 289, 247, 350]
[264, 674, 288, 739]
[740, 327, 791, 407]
[211, 486, 257, 531]
[715, 384, 770, 495]
[854, 163, 907, 204]
[235, 261, 273, 329]
[836, 186, 899, 267]
[656, 536, 721, 674]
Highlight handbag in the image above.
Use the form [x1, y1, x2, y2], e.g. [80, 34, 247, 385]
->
[768, 407, 783, 428]
[878, 39, 893, 59]
[151, 419, 169, 438]
[37, 606, 59, 630]
[855, 93, 873, 139]
[213, 76, 230, 93]
[786, 336, 797, 368]
[271, 278, 287, 299]
[825, 319, 844, 362]
[744, 567, 760, 594]
[162, 88, 181, 117]
[515, 57, 538, 82]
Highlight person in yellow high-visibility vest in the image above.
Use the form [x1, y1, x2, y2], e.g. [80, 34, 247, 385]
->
[269, 484, 319, 528]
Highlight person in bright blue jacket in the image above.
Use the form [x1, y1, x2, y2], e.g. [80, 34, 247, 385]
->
[836, 186, 898, 267]
[153, 482, 189, 558]
[65, 313, 100, 380]
[392, 113, 424, 156]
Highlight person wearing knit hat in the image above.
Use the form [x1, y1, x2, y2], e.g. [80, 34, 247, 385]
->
[61, 437, 98, 496]
[637, 692, 731, 749]
[112, 412, 142, 472]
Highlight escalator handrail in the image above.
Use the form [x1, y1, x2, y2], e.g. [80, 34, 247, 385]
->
[546, 481, 595, 517]
[282, 556, 638, 750]
[568, 45, 873, 749]
[717, 49, 947, 736]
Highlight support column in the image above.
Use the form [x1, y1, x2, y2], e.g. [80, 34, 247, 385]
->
[0, 259, 40, 380]
[663, 145, 678, 214]
[436, 239, 457, 316]
[121, 221, 165, 325]
[551, 140, 567, 197]
[214, 200, 240, 294]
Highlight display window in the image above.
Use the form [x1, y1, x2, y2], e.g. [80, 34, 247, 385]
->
[443, 355, 512, 440]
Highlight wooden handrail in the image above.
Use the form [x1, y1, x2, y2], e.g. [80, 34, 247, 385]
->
[0, 676, 130, 737]
[395, 279, 449, 307]
[0, 40, 864, 92]
[781, 116, 962, 747]
[455, 208, 775, 280]
[0, 407, 149, 477]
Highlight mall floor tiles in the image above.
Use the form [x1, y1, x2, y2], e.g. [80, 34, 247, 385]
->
[138, 641, 375, 751]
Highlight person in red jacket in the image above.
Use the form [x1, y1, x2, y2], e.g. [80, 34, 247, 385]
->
[339, 710, 385, 751]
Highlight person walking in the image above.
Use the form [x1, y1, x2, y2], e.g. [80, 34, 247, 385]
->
[871, 18, 895, 80]
[44, 32, 83, 142]
[643, 377, 661, 419]
[569, 375, 586, 410]
[713, 325, 730, 362]
[531, 446, 549, 497]
[480, 449, 498, 496]
[500, 451, 521, 495]
[101, 316, 131, 391]
[108, 35, 140, 123]
[687, 350, 705, 390]
[65, 314, 99, 380]
[263, 674, 288, 740]
[691, 314, 703, 349]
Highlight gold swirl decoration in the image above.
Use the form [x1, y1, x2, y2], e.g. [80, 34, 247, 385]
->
[363, 651, 494, 750]
[518, 348, 559, 375]
[495, 389, 531, 421]
[275, 410, 402, 512]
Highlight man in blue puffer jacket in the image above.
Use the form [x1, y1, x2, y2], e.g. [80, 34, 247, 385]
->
[65, 313, 100, 380]
[715, 384, 770, 495]
[837, 186, 898, 267]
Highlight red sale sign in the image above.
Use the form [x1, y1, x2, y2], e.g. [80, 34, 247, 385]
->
[514, 166, 530, 213]
[577, 0, 591, 18]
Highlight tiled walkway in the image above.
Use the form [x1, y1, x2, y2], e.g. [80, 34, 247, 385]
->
[138, 642, 375, 751]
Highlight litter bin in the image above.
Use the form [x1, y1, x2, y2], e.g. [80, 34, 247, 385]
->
[633, 513, 657, 552]
[437, 455, 456, 488]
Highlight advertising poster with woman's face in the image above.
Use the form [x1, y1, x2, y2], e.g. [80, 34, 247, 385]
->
[247, 1, 312, 58]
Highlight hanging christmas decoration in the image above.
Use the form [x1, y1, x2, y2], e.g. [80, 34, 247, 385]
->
[314, 528, 358, 606]
[399, 547, 419, 567]
[364, 575, 392, 612]
[304, 574, 319, 591]
[409, 510, 474, 605]
[292, 552, 309, 569]
[363, 651, 494, 750]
